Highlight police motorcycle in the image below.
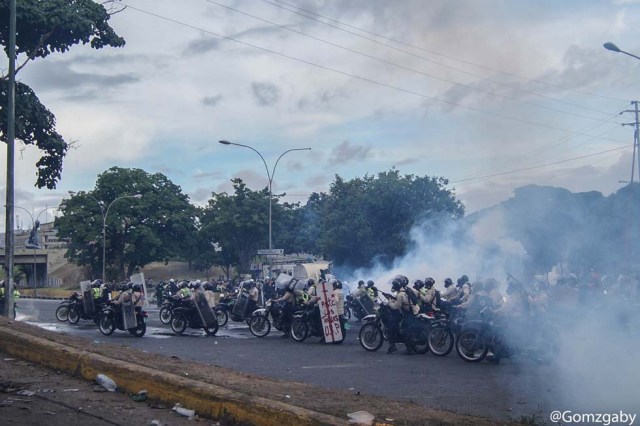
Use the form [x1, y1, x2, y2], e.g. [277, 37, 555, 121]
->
[67, 281, 105, 325]
[216, 280, 260, 326]
[345, 293, 375, 321]
[290, 279, 347, 344]
[55, 292, 78, 322]
[98, 284, 148, 337]
[426, 301, 464, 357]
[358, 281, 431, 354]
[170, 288, 219, 336]
[249, 274, 296, 337]
[455, 302, 560, 364]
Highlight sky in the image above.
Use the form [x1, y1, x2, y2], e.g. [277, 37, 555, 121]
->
[3, 0, 640, 229]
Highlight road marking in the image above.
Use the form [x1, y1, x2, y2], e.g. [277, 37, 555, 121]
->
[301, 364, 363, 369]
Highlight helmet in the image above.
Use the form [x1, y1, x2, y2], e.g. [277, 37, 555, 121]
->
[119, 284, 129, 292]
[366, 280, 375, 287]
[332, 280, 342, 290]
[358, 280, 365, 287]
[394, 275, 409, 287]
[424, 277, 435, 288]
[460, 275, 469, 284]
[413, 280, 424, 289]
[391, 277, 403, 292]
[132, 283, 142, 292]
[444, 278, 453, 287]
[91, 281, 100, 288]
[127, 282, 134, 290]
[307, 279, 315, 287]
[169, 279, 175, 284]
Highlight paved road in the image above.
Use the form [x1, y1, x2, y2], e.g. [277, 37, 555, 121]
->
[17, 298, 560, 421]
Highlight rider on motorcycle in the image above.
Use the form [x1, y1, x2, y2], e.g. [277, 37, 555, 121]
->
[386, 276, 413, 354]
[273, 281, 297, 338]
[441, 277, 458, 301]
[421, 277, 438, 312]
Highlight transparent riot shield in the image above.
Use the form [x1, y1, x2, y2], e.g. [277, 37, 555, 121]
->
[357, 295, 375, 315]
[275, 273, 293, 290]
[80, 280, 95, 316]
[121, 294, 136, 330]
[232, 290, 248, 320]
[193, 291, 217, 327]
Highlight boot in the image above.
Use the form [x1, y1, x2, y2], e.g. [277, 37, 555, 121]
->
[387, 343, 398, 354]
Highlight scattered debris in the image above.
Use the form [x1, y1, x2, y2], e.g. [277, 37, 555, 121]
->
[37, 389, 55, 393]
[347, 410, 375, 425]
[3, 358, 16, 361]
[16, 390, 35, 397]
[172, 403, 197, 420]
[62, 389, 79, 392]
[130, 390, 148, 402]
[95, 374, 117, 392]
[148, 420, 164, 426]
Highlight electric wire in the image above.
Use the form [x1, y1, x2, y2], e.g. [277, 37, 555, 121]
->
[121, 3, 628, 145]
[266, 0, 628, 104]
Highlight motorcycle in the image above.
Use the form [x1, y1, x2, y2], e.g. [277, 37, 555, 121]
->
[97, 300, 148, 337]
[67, 295, 105, 325]
[161, 292, 228, 326]
[455, 307, 559, 363]
[290, 303, 346, 344]
[358, 294, 431, 353]
[170, 292, 219, 336]
[55, 292, 81, 322]
[216, 289, 256, 326]
[426, 305, 465, 357]
[248, 299, 289, 338]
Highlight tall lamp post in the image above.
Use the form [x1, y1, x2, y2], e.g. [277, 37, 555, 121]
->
[13, 206, 59, 296]
[68, 192, 142, 282]
[604, 42, 640, 183]
[219, 140, 311, 276]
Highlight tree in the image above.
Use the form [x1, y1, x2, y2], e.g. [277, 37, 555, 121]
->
[200, 179, 274, 275]
[0, 0, 125, 188]
[56, 167, 198, 281]
[315, 170, 464, 269]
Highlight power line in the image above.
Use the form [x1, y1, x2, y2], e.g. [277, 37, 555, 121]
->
[266, 0, 627, 104]
[204, 0, 612, 123]
[122, 3, 628, 144]
[450, 144, 631, 185]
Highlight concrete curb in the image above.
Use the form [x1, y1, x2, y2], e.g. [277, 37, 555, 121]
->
[0, 325, 347, 426]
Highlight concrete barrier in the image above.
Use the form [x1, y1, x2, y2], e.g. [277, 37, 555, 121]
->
[0, 324, 346, 426]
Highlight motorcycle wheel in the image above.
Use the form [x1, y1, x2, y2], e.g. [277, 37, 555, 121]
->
[290, 317, 308, 342]
[359, 323, 384, 351]
[204, 322, 219, 336]
[215, 308, 229, 327]
[456, 330, 489, 362]
[67, 306, 80, 324]
[344, 307, 352, 321]
[56, 304, 69, 322]
[428, 326, 454, 356]
[98, 313, 116, 336]
[249, 314, 271, 338]
[170, 313, 188, 334]
[159, 306, 172, 324]
[129, 318, 146, 337]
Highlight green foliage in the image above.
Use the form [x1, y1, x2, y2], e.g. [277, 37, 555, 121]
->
[0, 80, 67, 188]
[0, 0, 125, 188]
[56, 167, 198, 281]
[308, 169, 464, 269]
[199, 178, 271, 274]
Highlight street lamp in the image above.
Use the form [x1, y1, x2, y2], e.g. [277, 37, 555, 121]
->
[11, 206, 58, 296]
[67, 192, 142, 282]
[603, 42, 640, 61]
[219, 140, 311, 276]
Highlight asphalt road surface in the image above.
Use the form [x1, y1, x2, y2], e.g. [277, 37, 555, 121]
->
[17, 298, 561, 421]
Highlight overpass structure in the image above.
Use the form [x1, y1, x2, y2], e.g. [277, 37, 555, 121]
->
[0, 248, 49, 287]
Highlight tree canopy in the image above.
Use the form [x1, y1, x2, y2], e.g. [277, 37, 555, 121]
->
[0, 0, 125, 188]
[56, 167, 197, 281]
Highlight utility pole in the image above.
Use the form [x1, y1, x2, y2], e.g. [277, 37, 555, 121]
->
[621, 101, 640, 183]
[3, 0, 16, 318]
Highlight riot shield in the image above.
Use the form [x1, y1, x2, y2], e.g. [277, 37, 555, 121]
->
[121, 293, 136, 330]
[357, 295, 375, 315]
[80, 280, 95, 316]
[317, 281, 343, 343]
[275, 273, 293, 290]
[193, 291, 217, 327]
[232, 291, 248, 320]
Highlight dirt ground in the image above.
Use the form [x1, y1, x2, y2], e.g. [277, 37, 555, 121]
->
[0, 352, 219, 425]
[1, 319, 502, 426]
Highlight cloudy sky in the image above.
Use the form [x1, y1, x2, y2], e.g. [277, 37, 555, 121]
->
[3, 0, 640, 228]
